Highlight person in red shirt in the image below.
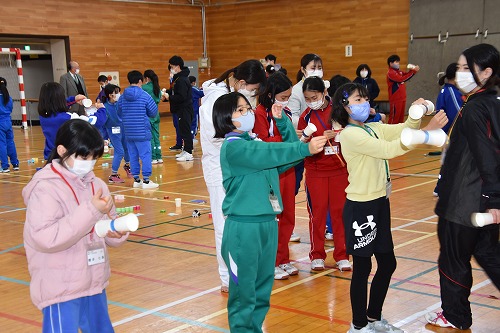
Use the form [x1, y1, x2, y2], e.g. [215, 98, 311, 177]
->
[298, 76, 351, 272]
[253, 72, 299, 280]
[386, 54, 419, 124]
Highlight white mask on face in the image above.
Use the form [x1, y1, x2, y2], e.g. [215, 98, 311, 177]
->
[238, 87, 257, 107]
[306, 97, 325, 110]
[306, 69, 323, 78]
[360, 70, 368, 78]
[455, 71, 478, 94]
[114, 92, 121, 101]
[75, 69, 80, 75]
[274, 99, 289, 108]
[65, 156, 96, 178]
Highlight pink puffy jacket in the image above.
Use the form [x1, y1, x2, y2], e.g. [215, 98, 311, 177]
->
[22, 160, 128, 310]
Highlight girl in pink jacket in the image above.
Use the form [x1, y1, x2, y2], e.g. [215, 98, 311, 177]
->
[23, 119, 128, 333]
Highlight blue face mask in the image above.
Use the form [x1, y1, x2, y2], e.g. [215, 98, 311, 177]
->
[349, 101, 371, 123]
[232, 112, 255, 132]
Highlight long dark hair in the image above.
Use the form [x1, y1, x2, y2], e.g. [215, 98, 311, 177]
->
[38, 82, 68, 118]
[330, 83, 370, 127]
[258, 72, 292, 109]
[438, 62, 458, 86]
[144, 69, 161, 97]
[462, 43, 500, 90]
[213, 92, 251, 138]
[296, 53, 322, 83]
[47, 119, 104, 165]
[213, 59, 266, 94]
[0, 77, 9, 106]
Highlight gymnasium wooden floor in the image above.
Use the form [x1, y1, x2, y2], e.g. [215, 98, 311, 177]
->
[1, 120, 498, 333]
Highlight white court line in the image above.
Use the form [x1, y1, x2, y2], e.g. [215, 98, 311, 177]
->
[391, 215, 437, 231]
[112, 286, 220, 327]
[391, 172, 438, 179]
[393, 279, 492, 328]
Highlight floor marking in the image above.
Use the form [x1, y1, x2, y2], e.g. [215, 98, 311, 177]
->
[0, 244, 24, 255]
[392, 215, 437, 231]
[391, 172, 438, 178]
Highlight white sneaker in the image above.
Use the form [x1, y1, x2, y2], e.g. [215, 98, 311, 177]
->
[337, 259, 352, 272]
[372, 317, 404, 332]
[424, 311, 456, 328]
[289, 232, 301, 242]
[274, 266, 290, 280]
[279, 263, 299, 276]
[133, 179, 143, 188]
[347, 323, 376, 333]
[175, 150, 186, 158]
[176, 152, 193, 161]
[311, 259, 325, 271]
[152, 159, 158, 165]
[325, 232, 334, 240]
[142, 180, 159, 189]
[157, 158, 163, 164]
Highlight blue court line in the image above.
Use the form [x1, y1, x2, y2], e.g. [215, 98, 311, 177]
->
[0, 275, 30, 286]
[390, 266, 438, 287]
[0, 244, 24, 255]
[396, 255, 485, 272]
[108, 300, 230, 332]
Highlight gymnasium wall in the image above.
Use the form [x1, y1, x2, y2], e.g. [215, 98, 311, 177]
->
[1, 0, 410, 105]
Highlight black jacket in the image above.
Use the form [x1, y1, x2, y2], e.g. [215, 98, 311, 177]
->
[353, 76, 380, 108]
[435, 88, 500, 226]
[166, 67, 193, 115]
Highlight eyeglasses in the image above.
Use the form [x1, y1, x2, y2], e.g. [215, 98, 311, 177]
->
[235, 105, 255, 116]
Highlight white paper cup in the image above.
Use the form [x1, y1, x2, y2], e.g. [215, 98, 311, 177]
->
[471, 213, 495, 227]
[408, 101, 435, 120]
[82, 98, 92, 108]
[300, 123, 317, 142]
[95, 213, 139, 237]
[401, 128, 447, 147]
[175, 198, 182, 207]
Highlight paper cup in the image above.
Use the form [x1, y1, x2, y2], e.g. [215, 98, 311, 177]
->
[401, 128, 447, 147]
[300, 123, 317, 142]
[82, 98, 92, 108]
[471, 213, 495, 227]
[94, 213, 139, 237]
[175, 198, 182, 207]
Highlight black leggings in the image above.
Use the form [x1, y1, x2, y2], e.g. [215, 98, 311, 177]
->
[350, 252, 397, 328]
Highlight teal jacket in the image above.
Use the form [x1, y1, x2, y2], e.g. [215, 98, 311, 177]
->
[220, 112, 311, 218]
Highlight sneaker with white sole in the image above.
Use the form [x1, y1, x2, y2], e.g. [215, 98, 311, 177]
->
[289, 232, 301, 242]
[325, 232, 334, 240]
[152, 159, 158, 164]
[274, 266, 290, 280]
[13, 165, 19, 171]
[175, 151, 186, 158]
[337, 259, 352, 272]
[157, 158, 163, 164]
[142, 180, 159, 189]
[123, 164, 133, 178]
[424, 311, 456, 328]
[2, 168, 10, 173]
[133, 179, 143, 188]
[176, 152, 193, 161]
[371, 317, 404, 332]
[108, 174, 125, 183]
[347, 323, 376, 333]
[279, 263, 299, 276]
[311, 259, 325, 271]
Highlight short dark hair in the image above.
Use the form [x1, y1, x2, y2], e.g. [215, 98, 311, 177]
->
[355, 64, 372, 78]
[302, 76, 325, 93]
[189, 76, 197, 84]
[104, 84, 120, 100]
[127, 70, 143, 84]
[387, 54, 400, 66]
[47, 119, 104, 164]
[169, 55, 184, 68]
[38, 82, 68, 118]
[297, 53, 323, 82]
[330, 83, 370, 127]
[97, 75, 108, 83]
[213, 92, 250, 138]
[265, 54, 277, 62]
[328, 74, 351, 97]
[258, 72, 292, 109]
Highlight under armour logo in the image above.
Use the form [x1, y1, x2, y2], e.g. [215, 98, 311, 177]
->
[352, 215, 376, 236]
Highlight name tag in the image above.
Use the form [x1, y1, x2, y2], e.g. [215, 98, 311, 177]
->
[269, 194, 282, 212]
[111, 126, 121, 134]
[87, 248, 105, 266]
[324, 145, 338, 155]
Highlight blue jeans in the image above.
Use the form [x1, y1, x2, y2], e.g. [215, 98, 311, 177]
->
[42, 290, 113, 333]
[0, 119, 19, 169]
[126, 139, 152, 179]
[107, 129, 125, 173]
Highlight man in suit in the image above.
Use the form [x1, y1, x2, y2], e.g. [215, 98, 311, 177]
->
[60, 61, 88, 115]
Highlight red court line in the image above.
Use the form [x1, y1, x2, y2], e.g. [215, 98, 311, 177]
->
[270, 304, 351, 326]
[129, 233, 216, 249]
[0, 311, 42, 327]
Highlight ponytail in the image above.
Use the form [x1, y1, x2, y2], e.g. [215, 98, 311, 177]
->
[144, 69, 161, 97]
[0, 77, 9, 106]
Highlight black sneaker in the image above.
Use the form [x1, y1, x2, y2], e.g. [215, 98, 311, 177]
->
[13, 165, 19, 171]
[169, 145, 183, 151]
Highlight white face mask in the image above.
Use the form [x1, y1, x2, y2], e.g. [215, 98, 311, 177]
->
[306, 69, 323, 78]
[455, 71, 478, 94]
[274, 99, 289, 108]
[75, 69, 80, 75]
[306, 98, 325, 110]
[238, 87, 257, 107]
[65, 156, 96, 178]
[360, 70, 368, 78]
[114, 92, 121, 101]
